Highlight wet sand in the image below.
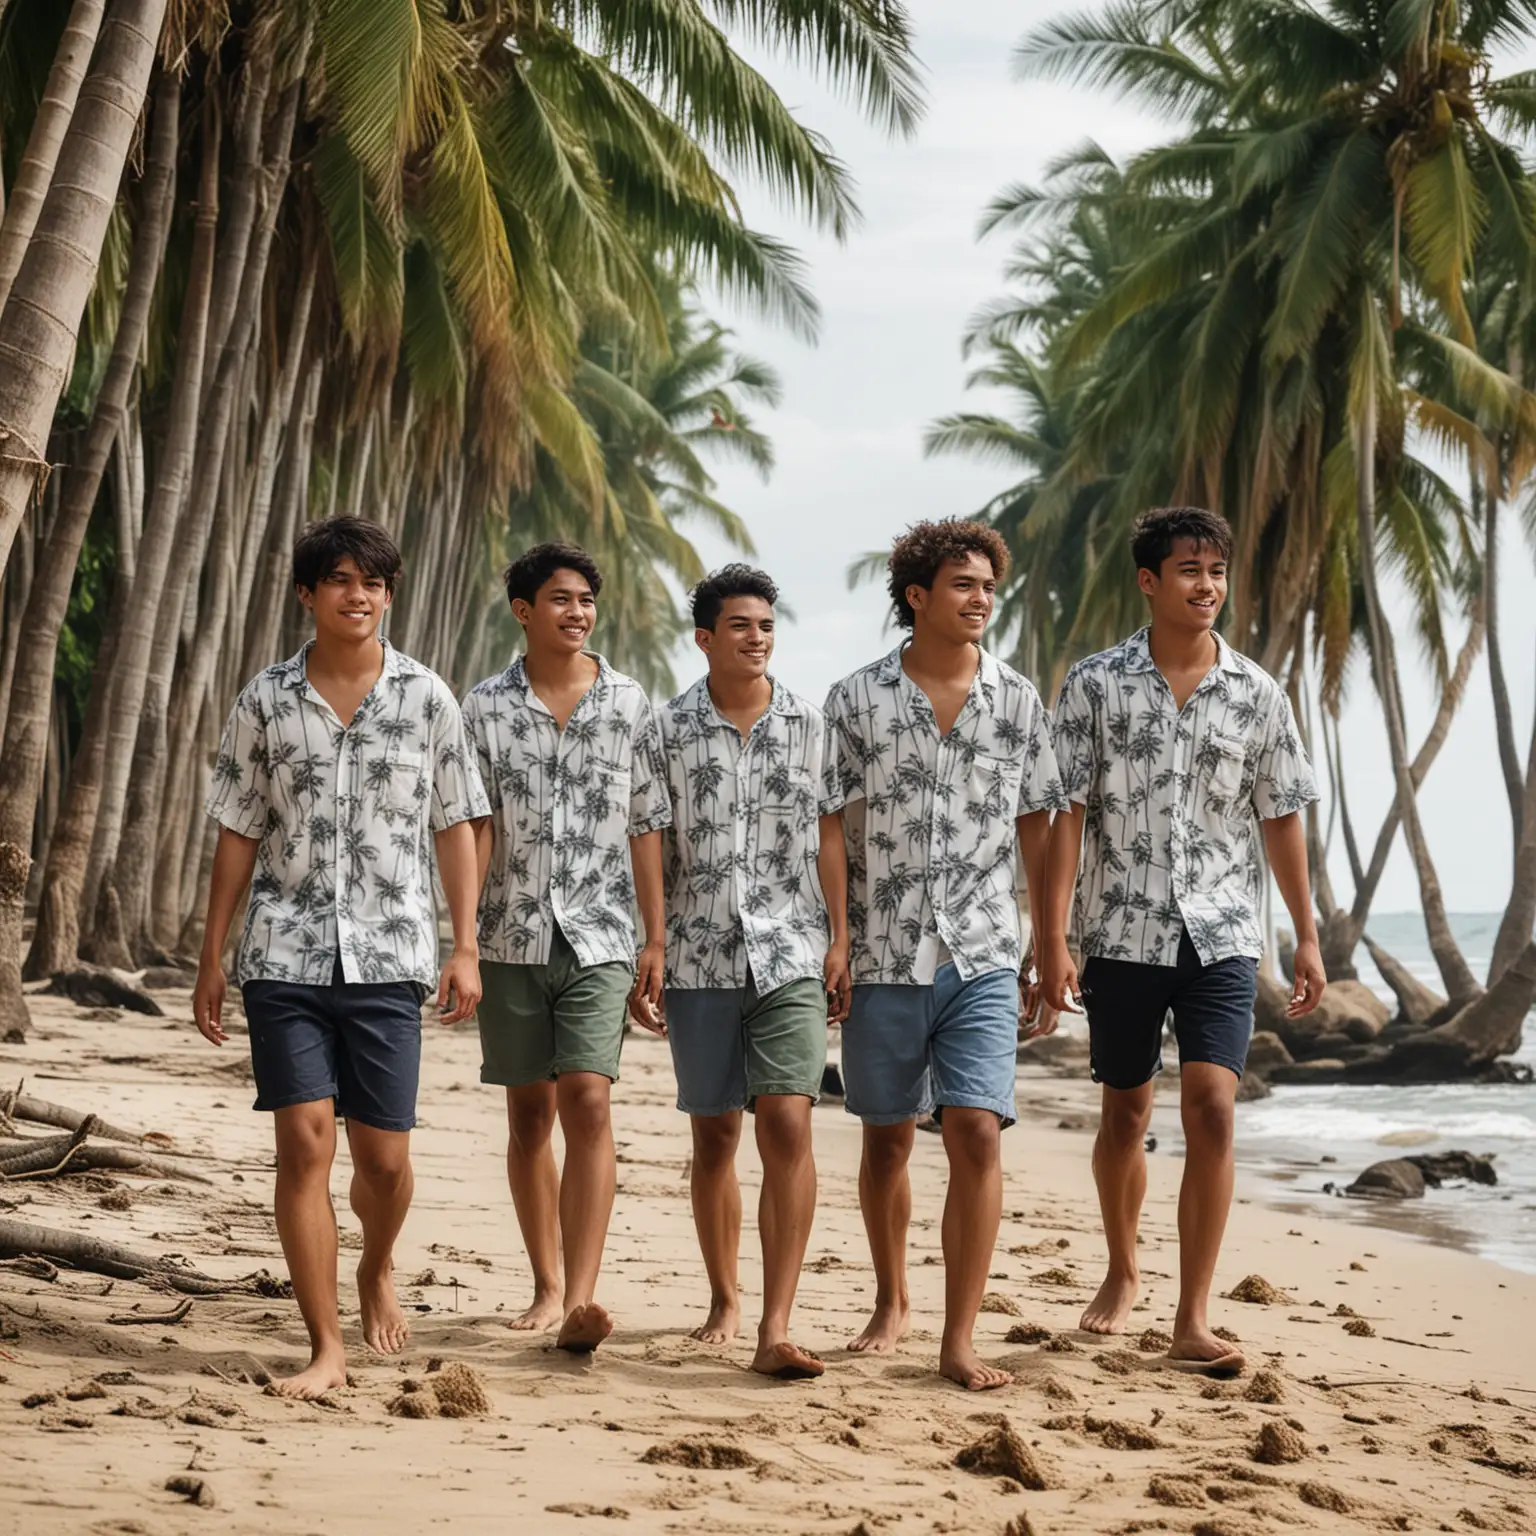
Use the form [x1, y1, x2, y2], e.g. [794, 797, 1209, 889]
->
[2, 983, 1535, 1535]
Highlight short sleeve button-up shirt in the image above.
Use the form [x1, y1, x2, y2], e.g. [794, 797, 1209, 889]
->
[205, 640, 490, 988]
[658, 676, 836, 994]
[461, 653, 671, 970]
[822, 645, 1066, 986]
[1052, 627, 1320, 967]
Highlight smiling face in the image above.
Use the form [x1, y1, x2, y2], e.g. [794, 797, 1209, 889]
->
[297, 554, 390, 642]
[696, 594, 774, 683]
[907, 549, 997, 645]
[1139, 536, 1228, 633]
[512, 566, 596, 656]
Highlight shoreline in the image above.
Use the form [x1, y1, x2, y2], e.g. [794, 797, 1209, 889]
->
[3, 985, 1536, 1534]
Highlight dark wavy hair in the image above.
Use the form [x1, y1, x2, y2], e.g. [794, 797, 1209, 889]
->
[1131, 506, 1233, 574]
[292, 517, 403, 594]
[503, 541, 603, 607]
[689, 563, 778, 630]
[886, 519, 1010, 630]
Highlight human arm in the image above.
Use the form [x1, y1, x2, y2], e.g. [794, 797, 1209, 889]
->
[1016, 808, 1056, 1037]
[628, 828, 666, 1034]
[818, 811, 851, 1024]
[1262, 812, 1325, 1017]
[193, 828, 259, 1046]
[433, 819, 483, 1024]
[1039, 804, 1085, 1012]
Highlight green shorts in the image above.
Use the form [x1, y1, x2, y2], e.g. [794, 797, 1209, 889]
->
[478, 928, 632, 1087]
[664, 974, 827, 1116]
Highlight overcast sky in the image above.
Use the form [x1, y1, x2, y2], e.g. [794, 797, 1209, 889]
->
[676, 0, 1532, 921]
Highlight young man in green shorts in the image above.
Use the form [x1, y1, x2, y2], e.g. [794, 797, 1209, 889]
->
[657, 566, 843, 1380]
[462, 542, 671, 1354]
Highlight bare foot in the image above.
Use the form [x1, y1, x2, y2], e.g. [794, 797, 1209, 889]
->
[268, 1349, 348, 1400]
[358, 1262, 410, 1355]
[507, 1288, 564, 1332]
[1079, 1269, 1138, 1334]
[752, 1340, 824, 1380]
[939, 1342, 1013, 1392]
[556, 1301, 614, 1354]
[1166, 1324, 1245, 1377]
[847, 1299, 909, 1353]
[690, 1296, 740, 1345]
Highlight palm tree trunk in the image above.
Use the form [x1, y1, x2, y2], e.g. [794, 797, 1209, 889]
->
[0, 0, 106, 318]
[0, 0, 166, 582]
[1490, 691, 1536, 984]
[0, 505, 33, 736]
[0, 68, 176, 1039]
[1482, 477, 1523, 846]
[1352, 393, 1481, 1007]
[28, 96, 219, 980]
[111, 397, 143, 581]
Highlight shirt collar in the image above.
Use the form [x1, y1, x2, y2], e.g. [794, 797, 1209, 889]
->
[278, 637, 401, 690]
[876, 642, 1000, 704]
[681, 674, 800, 728]
[1122, 627, 1244, 676]
[504, 650, 609, 699]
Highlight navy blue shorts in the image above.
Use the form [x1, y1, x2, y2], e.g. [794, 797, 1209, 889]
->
[1080, 929, 1256, 1091]
[241, 959, 426, 1132]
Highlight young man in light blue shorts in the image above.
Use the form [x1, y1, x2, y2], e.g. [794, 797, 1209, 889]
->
[658, 566, 841, 1380]
[821, 520, 1064, 1392]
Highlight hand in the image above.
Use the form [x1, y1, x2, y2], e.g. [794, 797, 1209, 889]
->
[1039, 937, 1082, 1015]
[193, 958, 228, 1046]
[437, 949, 481, 1025]
[824, 939, 852, 1024]
[1019, 967, 1060, 1039]
[628, 940, 666, 1036]
[1286, 939, 1326, 1018]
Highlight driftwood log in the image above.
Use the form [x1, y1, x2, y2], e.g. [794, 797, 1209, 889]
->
[0, 1136, 212, 1185]
[0, 1219, 270, 1295]
[0, 1084, 147, 1145]
[43, 966, 164, 1016]
[0, 1120, 97, 1179]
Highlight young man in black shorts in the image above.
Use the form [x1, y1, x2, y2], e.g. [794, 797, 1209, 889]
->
[1040, 506, 1325, 1375]
[194, 517, 488, 1397]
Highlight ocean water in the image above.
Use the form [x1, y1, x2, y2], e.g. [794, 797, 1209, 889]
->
[1226, 913, 1536, 1274]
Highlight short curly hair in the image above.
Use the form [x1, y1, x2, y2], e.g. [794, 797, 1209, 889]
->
[886, 519, 1010, 630]
[1131, 506, 1232, 574]
[292, 517, 402, 594]
[503, 541, 603, 607]
[690, 564, 778, 630]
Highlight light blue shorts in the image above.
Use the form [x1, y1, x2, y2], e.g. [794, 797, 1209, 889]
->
[841, 963, 1019, 1128]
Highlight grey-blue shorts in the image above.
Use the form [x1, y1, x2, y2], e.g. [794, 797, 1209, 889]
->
[665, 974, 827, 1116]
[241, 958, 426, 1132]
[842, 962, 1019, 1128]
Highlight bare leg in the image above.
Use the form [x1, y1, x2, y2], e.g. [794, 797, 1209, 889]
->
[270, 1101, 348, 1398]
[1168, 1063, 1243, 1369]
[687, 1112, 743, 1343]
[848, 1120, 913, 1352]
[1081, 1083, 1154, 1335]
[937, 1108, 1010, 1391]
[751, 1095, 822, 1379]
[345, 1120, 414, 1355]
[554, 1071, 616, 1352]
[505, 1082, 563, 1330]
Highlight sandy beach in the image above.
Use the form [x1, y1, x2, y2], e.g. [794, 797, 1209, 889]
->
[2, 982, 1535, 1536]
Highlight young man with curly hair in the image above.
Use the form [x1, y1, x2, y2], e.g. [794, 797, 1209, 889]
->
[1040, 506, 1325, 1377]
[821, 519, 1065, 1391]
[195, 517, 489, 1399]
[656, 565, 842, 1380]
[462, 542, 671, 1355]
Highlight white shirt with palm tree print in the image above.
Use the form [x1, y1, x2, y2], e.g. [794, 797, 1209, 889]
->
[206, 640, 491, 988]
[822, 645, 1066, 986]
[658, 676, 838, 994]
[462, 653, 672, 971]
[1052, 627, 1319, 967]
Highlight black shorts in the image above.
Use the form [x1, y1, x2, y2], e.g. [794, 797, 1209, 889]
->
[241, 958, 426, 1132]
[1080, 929, 1257, 1091]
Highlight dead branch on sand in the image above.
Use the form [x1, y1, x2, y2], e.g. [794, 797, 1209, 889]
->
[0, 1119, 97, 1179]
[0, 1219, 282, 1296]
[0, 1136, 212, 1184]
[107, 1298, 193, 1326]
[0, 1080, 151, 1145]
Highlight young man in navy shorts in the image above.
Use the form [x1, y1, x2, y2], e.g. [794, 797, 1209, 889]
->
[194, 517, 487, 1397]
[1041, 505, 1326, 1376]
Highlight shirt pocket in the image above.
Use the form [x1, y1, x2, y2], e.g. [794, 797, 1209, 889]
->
[377, 749, 428, 821]
[588, 759, 632, 821]
[967, 748, 1023, 826]
[1207, 732, 1248, 809]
